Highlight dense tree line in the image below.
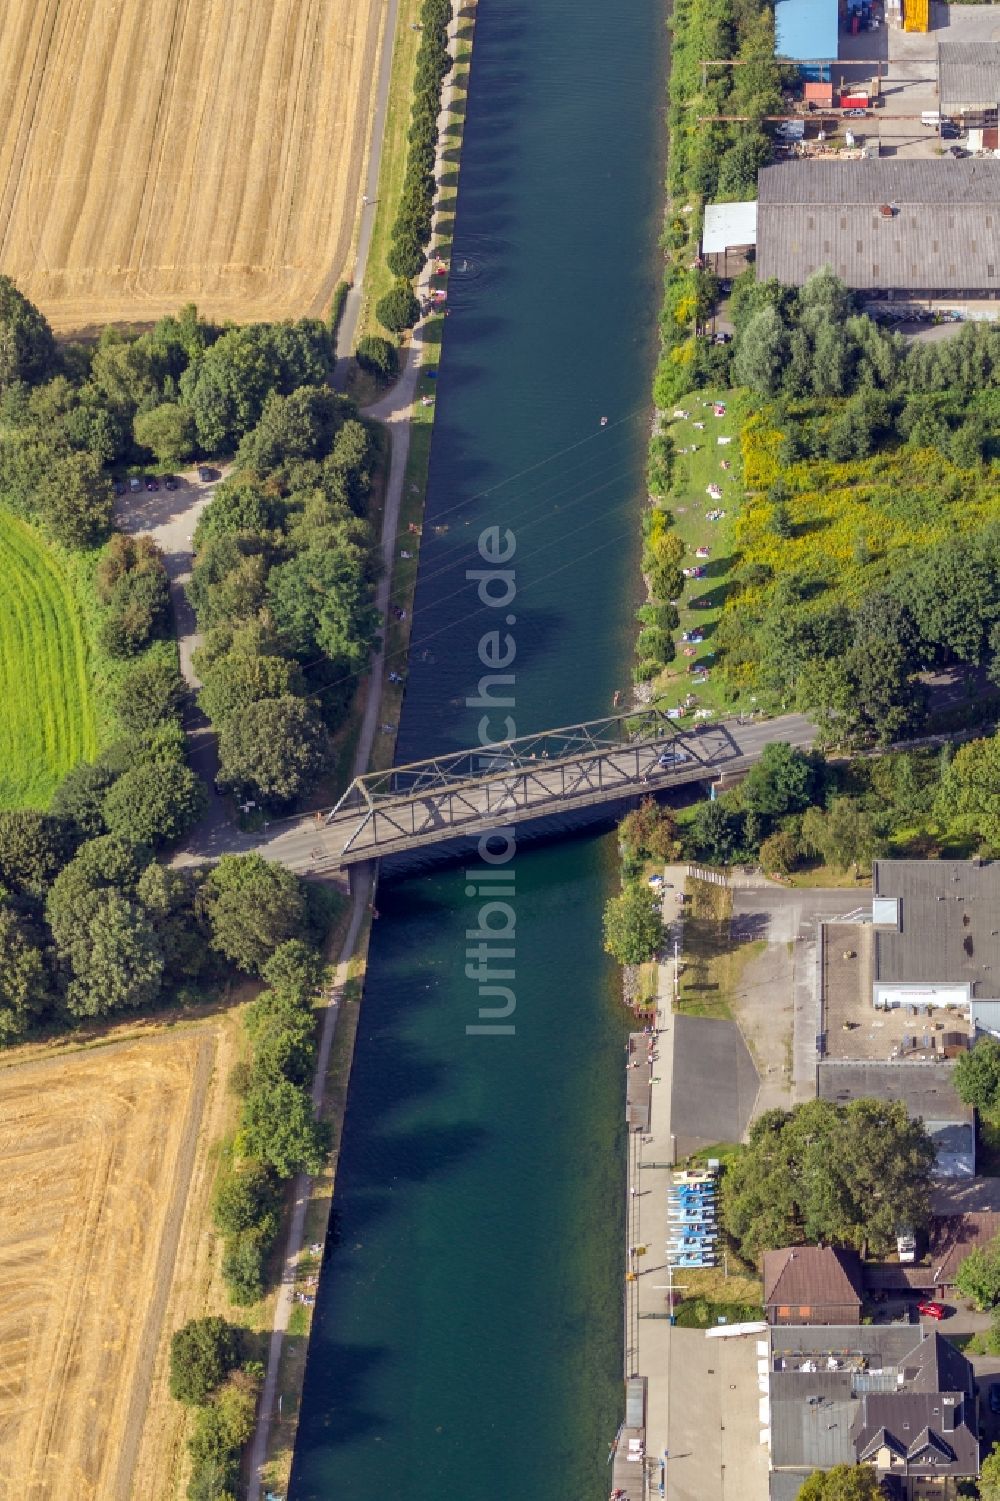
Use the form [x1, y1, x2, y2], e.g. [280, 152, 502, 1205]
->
[0, 772, 316, 1039]
[379, 0, 454, 333]
[189, 395, 380, 807]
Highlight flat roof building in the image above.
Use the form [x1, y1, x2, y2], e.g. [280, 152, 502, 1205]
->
[774, 0, 838, 80]
[873, 858, 1000, 1001]
[938, 41, 1000, 118]
[756, 159, 1000, 296]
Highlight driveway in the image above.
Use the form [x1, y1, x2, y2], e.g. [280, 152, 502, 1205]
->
[115, 465, 231, 844]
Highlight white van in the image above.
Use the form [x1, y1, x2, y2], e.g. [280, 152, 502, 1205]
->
[921, 111, 941, 127]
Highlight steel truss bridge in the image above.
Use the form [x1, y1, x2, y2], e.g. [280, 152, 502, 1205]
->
[262, 709, 815, 871]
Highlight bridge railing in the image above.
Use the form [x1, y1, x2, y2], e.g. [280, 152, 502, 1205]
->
[326, 706, 681, 821]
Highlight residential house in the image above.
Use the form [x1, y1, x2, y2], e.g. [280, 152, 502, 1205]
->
[764, 1246, 864, 1326]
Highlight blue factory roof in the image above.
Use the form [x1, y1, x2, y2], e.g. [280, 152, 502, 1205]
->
[775, 0, 839, 63]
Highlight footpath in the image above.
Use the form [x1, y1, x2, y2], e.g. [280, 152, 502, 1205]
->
[619, 863, 770, 1501]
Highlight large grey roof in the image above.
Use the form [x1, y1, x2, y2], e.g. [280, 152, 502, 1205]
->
[874, 859, 1000, 998]
[938, 41, 1000, 112]
[755, 160, 1000, 290]
[816, 1061, 971, 1128]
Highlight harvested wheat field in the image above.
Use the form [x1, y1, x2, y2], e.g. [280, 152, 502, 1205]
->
[0, 1022, 237, 1501]
[0, 0, 385, 333]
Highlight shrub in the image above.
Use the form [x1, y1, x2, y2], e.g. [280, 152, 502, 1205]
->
[376, 282, 421, 334]
[356, 334, 398, 384]
[169, 1316, 241, 1405]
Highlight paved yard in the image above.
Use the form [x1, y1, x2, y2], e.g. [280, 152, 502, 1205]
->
[667, 1329, 769, 1501]
[671, 1015, 759, 1154]
[731, 887, 872, 1103]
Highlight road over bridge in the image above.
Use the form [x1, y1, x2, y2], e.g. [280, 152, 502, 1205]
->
[247, 709, 817, 875]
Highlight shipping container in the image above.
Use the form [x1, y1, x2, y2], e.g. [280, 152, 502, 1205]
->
[903, 0, 929, 32]
[804, 81, 834, 107]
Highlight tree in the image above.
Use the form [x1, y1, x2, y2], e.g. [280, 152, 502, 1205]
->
[731, 304, 788, 395]
[199, 854, 306, 974]
[193, 476, 278, 545]
[722, 1098, 934, 1262]
[602, 883, 663, 965]
[266, 536, 379, 668]
[103, 760, 207, 848]
[0, 907, 53, 1041]
[0, 275, 56, 390]
[133, 402, 196, 467]
[221, 1228, 271, 1305]
[687, 800, 746, 864]
[0, 810, 76, 899]
[235, 386, 344, 474]
[169, 1316, 241, 1405]
[800, 799, 879, 875]
[198, 650, 302, 725]
[239, 1078, 329, 1177]
[212, 1163, 280, 1237]
[618, 799, 678, 861]
[49, 763, 113, 839]
[936, 733, 1000, 849]
[113, 661, 186, 733]
[356, 334, 398, 384]
[134, 862, 210, 981]
[217, 695, 330, 806]
[796, 1464, 887, 1501]
[375, 281, 421, 333]
[179, 320, 331, 452]
[953, 1036, 1000, 1121]
[953, 1237, 1000, 1310]
[62, 889, 164, 1018]
[758, 830, 798, 876]
[35, 450, 114, 548]
[742, 743, 816, 818]
[980, 1440, 1000, 1501]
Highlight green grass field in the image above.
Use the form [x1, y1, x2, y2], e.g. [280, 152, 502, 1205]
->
[0, 513, 96, 808]
[651, 390, 747, 719]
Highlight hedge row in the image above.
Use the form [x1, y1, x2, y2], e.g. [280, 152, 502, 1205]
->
[378, 0, 454, 331]
[213, 940, 330, 1306]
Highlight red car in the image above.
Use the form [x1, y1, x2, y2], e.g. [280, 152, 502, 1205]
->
[917, 1300, 945, 1321]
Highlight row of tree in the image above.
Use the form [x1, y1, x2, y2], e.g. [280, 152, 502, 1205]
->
[214, 940, 330, 1305]
[730, 267, 1000, 405]
[377, 0, 454, 335]
[169, 1316, 260, 1501]
[187, 394, 380, 807]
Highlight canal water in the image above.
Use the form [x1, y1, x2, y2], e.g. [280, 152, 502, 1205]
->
[289, 1, 666, 1496]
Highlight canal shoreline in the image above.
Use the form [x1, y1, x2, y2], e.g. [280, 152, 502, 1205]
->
[247, 5, 478, 1495]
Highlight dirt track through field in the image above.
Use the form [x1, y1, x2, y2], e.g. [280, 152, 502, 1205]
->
[0, 1028, 224, 1501]
[0, 0, 384, 332]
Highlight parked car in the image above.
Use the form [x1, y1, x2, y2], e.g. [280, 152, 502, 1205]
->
[113, 479, 126, 496]
[198, 465, 213, 482]
[164, 475, 177, 490]
[129, 475, 142, 492]
[990, 1382, 1000, 1415]
[917, 1300, 946, 1320]
[145, 476, 159, 491]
